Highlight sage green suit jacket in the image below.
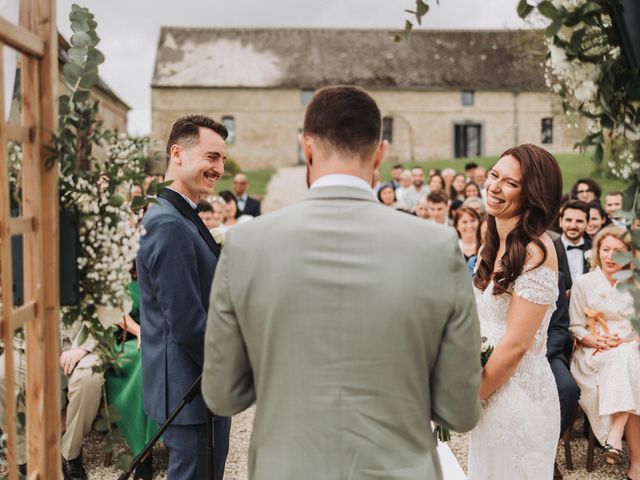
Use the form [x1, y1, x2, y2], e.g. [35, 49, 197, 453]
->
[203, 186, 481, 480]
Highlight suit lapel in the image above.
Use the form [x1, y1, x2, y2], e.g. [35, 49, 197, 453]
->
[158, 189, 221, 259]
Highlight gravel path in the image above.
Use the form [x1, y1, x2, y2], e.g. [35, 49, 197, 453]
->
[83, 167, 627, 479]
[260, 165, 307, 213]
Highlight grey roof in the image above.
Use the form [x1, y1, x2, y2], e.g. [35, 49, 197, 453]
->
[152, 28, 548, 91]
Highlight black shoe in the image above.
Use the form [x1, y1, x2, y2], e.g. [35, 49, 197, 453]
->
[553, 462, 563, 480]
[18, 463, 27, 476]
[134, 451, 153, 480]
[62, 452, 87, 480]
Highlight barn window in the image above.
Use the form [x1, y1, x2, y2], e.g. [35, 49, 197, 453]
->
[541, 117, 553, 144]
[461, 90, 474, 106]
[222, 116, 235, 144]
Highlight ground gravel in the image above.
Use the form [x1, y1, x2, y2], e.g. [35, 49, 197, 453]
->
[81, 406, 628, 479]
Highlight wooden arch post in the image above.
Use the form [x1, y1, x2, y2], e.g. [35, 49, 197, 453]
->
[0, 0, 60, 478]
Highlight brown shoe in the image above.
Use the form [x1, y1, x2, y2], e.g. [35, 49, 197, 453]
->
[554, 462, 563, 480]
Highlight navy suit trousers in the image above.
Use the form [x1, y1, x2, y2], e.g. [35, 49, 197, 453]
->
[549, 357, 580, 435]
[163, 415, 232, 480]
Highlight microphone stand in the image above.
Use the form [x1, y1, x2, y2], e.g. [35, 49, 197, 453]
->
[117, 375, 215, 479]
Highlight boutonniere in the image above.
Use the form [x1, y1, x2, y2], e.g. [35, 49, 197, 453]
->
[210, 227, 225, 246]
[584, 248, 593, 263]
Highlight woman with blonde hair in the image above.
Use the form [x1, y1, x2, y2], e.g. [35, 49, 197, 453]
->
[569, 226, 640, 478]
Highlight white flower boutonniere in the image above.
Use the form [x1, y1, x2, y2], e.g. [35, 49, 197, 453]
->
[210, 227, 225, 246]
[584, 249, 593, 264]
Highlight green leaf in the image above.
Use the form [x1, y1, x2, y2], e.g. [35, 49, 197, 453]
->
[537, 1, 562, 20]
[71, 20, 90, 33]
[72, 90, 91, 103]
[94, 417, 108, 433]
[131, 196, 147, 210]
[68, 46, 87, 65]
[612, 270, 633, 281]
[593, 143, 603, 164]
[415, 0, 429, 24]
[76, 324, 89, 347]
[545, 18, 564, 38]
[59, 95, 71, 115]
[517, 0, 534, 18]
[146, 178, 159, 196]
[87, 48, 105, 66]
[71, 31, 92, 48]
[613, 251, 633, 266]
[580, 2, 603, 15]
[62, 62, 82, 86]
[109, 192, 125, 207]
[569, 28, 585, 53]
[79, 72, 99, 89]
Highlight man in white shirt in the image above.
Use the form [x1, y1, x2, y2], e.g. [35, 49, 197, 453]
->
[402, 167, 429, 212]
[426, 190, 450, 226]
[553, 200, 592, 291]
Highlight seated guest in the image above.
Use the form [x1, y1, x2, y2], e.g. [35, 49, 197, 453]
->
[441, 167, 456, 194]
[453, 207, 481, 263]
[428, 173, 445, 193]
[586, 200, 612, 241]
[232, 173, 261, 217]
[0, 320, 104, 477]
[389, 164, 404, 190]
[464, 161, 478, 180]
[377, 184, 397, 208]
[426, 190, 449, 226]
[569, 227, 640, 476]
[218, 190, 253, 232]
[449, 173, 466, 202]
[463, 181, 481, 200]
[469, 167, 487, 202]
[415, 196, 430, 219]
[570, 178, 602, 204]
[604, 191, 626, 228]
[554, 200, 591, 291]
[106, 264, 158, 480]
[394, 169, 413, 206]
[197, 201, 219, 230]
[462, 196, 486, 220]
[402, 167, 429, 212]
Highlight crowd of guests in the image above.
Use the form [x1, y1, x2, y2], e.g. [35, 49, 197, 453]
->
[376, 163, 640, 479]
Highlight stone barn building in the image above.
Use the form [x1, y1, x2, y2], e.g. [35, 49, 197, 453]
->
[151, 27, 582, 171]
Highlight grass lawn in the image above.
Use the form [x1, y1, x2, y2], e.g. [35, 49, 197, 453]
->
[379, 153, 630, 195]
[213, 167, 276, 198]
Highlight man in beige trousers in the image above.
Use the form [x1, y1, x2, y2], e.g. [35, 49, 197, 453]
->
[203, 86, 482, 480]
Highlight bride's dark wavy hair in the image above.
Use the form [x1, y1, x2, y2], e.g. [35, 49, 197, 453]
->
[474, 144, 562, 295]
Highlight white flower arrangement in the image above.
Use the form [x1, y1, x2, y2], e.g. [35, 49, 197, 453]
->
[531, 0, 640, 181]
[59, 134, 150, 329]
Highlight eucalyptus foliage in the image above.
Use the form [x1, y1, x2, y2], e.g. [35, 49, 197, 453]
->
[517, 0, 640, 341]
[47, 4, 162, 470]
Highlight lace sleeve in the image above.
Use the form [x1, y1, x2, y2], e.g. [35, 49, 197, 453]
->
[513, 266, 558, 305]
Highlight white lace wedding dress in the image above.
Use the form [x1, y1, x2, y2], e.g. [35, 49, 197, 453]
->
[468, 265, 561, 480]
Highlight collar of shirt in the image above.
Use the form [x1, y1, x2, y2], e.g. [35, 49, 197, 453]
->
[561, 234, 585, 249]
[167, 187, 198, 210]
[237, 192, 248, 203]
[310, 174, 375, 197]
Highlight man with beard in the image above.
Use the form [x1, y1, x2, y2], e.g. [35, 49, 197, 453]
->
[553, 200, 591, 292]
[402, 167, 429, 212]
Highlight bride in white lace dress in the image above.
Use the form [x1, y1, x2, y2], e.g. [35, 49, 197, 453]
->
[467, 145, 563, 480]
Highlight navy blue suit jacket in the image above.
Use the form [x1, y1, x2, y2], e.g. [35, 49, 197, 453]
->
[137, 192, 219, 425]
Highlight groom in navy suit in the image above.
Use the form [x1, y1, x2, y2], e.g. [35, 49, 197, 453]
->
[137, 114, 231, 479]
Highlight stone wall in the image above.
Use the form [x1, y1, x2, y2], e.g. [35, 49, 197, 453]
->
[151, 87, 583, 171]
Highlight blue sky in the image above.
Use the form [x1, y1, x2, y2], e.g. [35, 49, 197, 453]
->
[56, 0, 532, 135]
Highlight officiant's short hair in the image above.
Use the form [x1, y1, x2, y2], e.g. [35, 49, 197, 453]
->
[303, 86, 381, 159]
[166, 114, 228, 165]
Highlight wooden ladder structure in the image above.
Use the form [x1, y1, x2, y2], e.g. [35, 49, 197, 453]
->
[0, 0, 60, 478]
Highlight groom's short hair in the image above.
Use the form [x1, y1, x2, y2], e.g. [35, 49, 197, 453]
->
[303, 86, 381, 159]
[166, 114, 228, 165]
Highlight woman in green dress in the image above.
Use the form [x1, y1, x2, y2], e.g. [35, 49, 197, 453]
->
[106, 268, 158, 479]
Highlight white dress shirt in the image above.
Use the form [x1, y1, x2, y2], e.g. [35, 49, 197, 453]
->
[167, 187, 198, 210]
[236, 192, 248, 212]
[310, 174, 375, 197]
[561, 234, 586, 282]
